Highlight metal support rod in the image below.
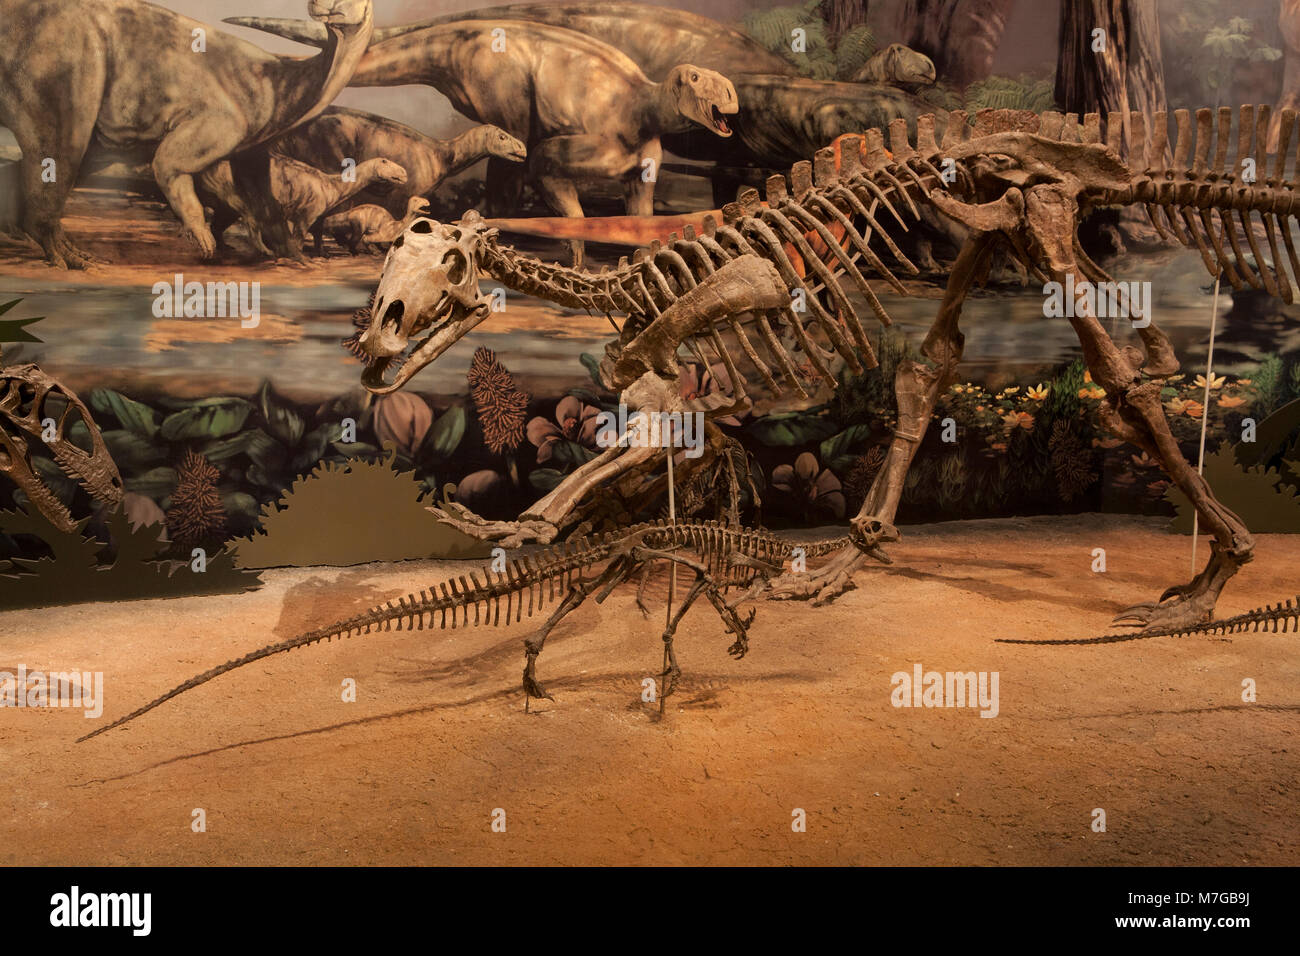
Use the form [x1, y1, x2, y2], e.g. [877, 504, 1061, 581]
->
[1192, 271, 1222, 574]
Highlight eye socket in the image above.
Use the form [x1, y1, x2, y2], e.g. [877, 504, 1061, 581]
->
[690, 72, 699, 82]
[411, 219, 433, 234]
[392, 234, 404, 249]
[442, 249, 467, 284]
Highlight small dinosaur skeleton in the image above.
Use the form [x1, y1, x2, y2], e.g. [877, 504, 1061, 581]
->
[997, 597, 1300, 646]
[77, 520, 849, 741]
[355, 103, 1300, 637]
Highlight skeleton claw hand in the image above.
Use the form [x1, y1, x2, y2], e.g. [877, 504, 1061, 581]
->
[429, 502, 560, 548]
[1111, 591, 1215, 633]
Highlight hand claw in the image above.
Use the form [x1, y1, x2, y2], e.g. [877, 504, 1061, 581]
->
[1112, 603, 1156, 626]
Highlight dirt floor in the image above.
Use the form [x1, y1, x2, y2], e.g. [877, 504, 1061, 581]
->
[1, 514, 1296, 865]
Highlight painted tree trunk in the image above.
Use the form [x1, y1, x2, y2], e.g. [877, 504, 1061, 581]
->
[820, 0, 869, 43]
[901, 0, 1015, 88]
[1054, 0, 1167, 157]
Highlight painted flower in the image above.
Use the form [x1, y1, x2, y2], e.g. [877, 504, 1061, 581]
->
[1193, 372, 1227, 391]
[1001, 411, 1035, 432]
[1183, 400, 1205, 418]
[770, 452, 845, 521]
[526, 395, 601, 463]
[1217, 395, 1247, 409]
[1026, 383, 1050, 401]
[455, 469, 505, 509]
[373, 391, 434, 457]
[1078, 385, 1106, 400]
[1165, 397, 1189, 415]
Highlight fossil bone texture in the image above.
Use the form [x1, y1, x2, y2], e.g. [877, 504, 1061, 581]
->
[355, 104, 1300, 637]
[79, 520, 849, 739]
[0, 349, 123, 532]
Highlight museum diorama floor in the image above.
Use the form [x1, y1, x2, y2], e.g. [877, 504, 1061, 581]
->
[2, 513, 1295, 865]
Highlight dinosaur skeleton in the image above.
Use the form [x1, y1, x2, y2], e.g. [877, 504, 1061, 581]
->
[355, 103, 1300, 635]
[997, 596, 1300, 646]
[0, 345, 123, 533]
[78, 520, 850, 741]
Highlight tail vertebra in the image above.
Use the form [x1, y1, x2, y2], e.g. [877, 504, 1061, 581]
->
[996, 596, 1300, 646]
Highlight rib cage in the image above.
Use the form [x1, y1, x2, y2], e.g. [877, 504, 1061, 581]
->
[77, 520, 848, 742]
[997, 596, 1300, 646]
[483, 104, 1300, 412]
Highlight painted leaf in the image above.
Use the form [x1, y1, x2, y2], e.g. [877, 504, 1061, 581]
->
[159, 398, 253, 441]
[257, 380, 306, 447]
[89, 388, 160, 440]
[424, 405, 466, 460]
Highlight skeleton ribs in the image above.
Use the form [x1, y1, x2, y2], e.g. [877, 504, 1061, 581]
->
[351, 103, 1300, 635]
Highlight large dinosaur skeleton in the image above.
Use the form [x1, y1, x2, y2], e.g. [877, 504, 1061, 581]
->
[354, 104, 1300, 636]
[78, 520, 849, 740]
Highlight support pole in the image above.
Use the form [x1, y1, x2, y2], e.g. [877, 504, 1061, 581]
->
[1192, 271, 1221, 574]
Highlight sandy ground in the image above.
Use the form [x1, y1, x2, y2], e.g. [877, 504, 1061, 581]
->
[0, 514, 1296, 866]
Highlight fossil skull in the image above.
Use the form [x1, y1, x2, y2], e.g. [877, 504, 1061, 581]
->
[358, 211, 496, 394]
[0, 361, 123, 531]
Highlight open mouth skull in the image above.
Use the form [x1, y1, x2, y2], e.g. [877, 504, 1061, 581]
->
[0, 363, 123, 531]
[347, 212, 496, 394]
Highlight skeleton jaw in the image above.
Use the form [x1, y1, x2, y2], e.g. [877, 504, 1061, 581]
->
[359, 299, 489, 394]
[354, 214, 497, 394]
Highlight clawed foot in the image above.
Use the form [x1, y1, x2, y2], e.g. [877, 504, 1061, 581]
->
[430, 502, 560, 548]
[33, 229, 101, 270]
[1112, 547, 1248, 634]
[767, 562, 859, 606]
[1112, 587, 1217, 634]
[522, 645, 554, 712]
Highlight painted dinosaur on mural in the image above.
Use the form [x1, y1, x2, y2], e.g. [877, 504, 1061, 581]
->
[271, 108, 526, 219]
[230, 4, 935, 195]
[198, 155, 407, 255]
[227, 18, 737, 266]
[350, 104, 1300, 638]
[0, 0, 375, 267]
[324, 197, 430, 256]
